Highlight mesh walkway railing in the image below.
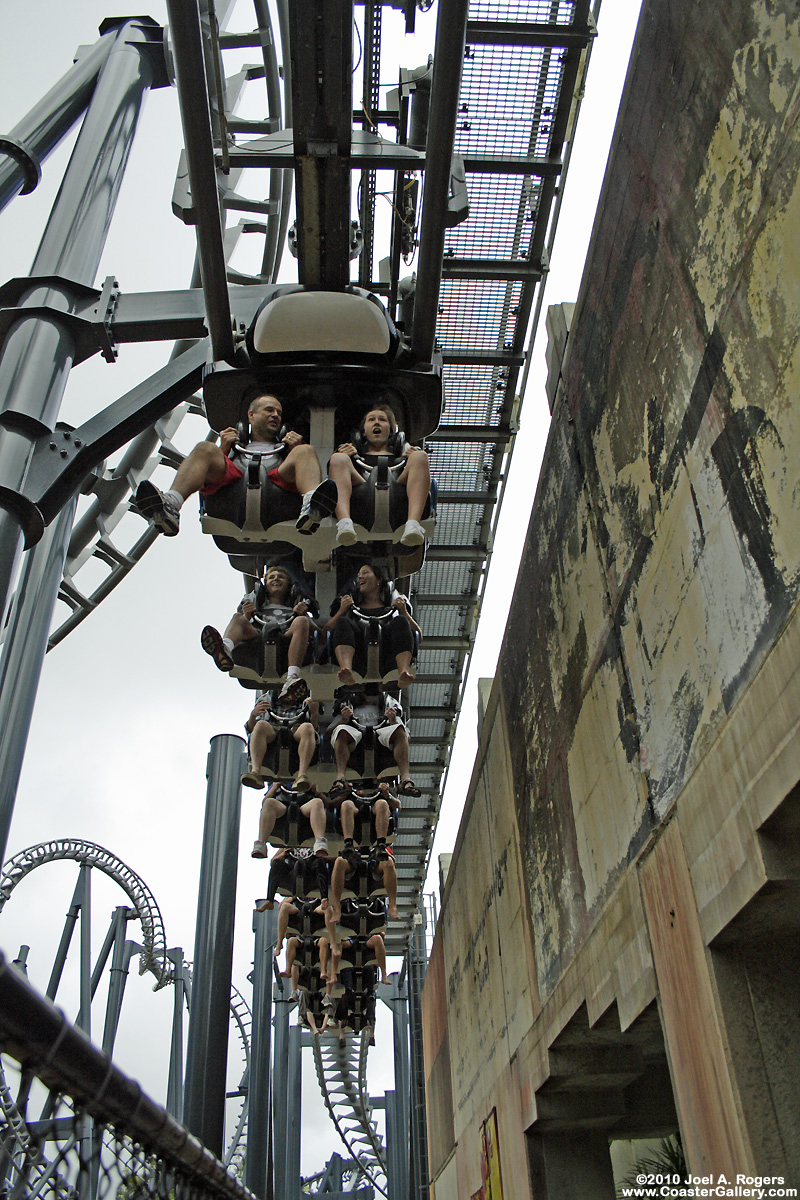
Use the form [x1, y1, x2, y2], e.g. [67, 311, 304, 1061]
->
[0, 951, 254, 1200]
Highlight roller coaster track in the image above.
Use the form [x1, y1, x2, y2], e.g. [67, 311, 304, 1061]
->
[312, 1030, 388, 1197]
[0, 838, 172, 989]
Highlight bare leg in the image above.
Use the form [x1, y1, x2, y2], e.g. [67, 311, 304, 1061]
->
[339, 799, 356, 840]
[283, 936, 300, 978]
[328, 452, 364, 520]
[277, 443, 323, 494]
[293, 723, 317, 777]
[373, 797, 389, 840]
[275, 899, 298, 957]
[333, 729, 356, 776]
[389, 727, 411, 780]
[396, 650, 414, 689]
[318, 939, 330, 980]
[223, 611, 259, 647]
[285, 615, 310, 668]
[368, 933, 389, 985]
[395, 452, 431, 523]
[251, 722, 278, 774]
[258, 795, 286, 842]
[380, 860, 399, 921]
[172, 441, 229, 499]
[300, 795, 327, 840]
[329, 857, 350, 924]
[334, 645, 356, 686]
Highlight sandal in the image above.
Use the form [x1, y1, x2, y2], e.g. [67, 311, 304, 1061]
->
[398, 779, 421, 797]
[328, 778, 350, 799]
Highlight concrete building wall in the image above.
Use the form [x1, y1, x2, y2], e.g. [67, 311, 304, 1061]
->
[422, 0, 800, 1194]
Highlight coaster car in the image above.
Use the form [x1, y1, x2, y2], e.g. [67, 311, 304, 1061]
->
[203, 285, 443, 445]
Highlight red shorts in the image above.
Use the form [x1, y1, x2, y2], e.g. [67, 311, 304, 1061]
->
[268, 466, 300, 494]
[199, 457, 243, 496]
[198, 459, 300, 496]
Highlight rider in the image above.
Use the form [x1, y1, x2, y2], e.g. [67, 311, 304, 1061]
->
[324, 563, 421, 687]
[243, 690, 319, 792]
[134, 389, 335, 536]
[326, 690, 421, 798]
[201, 563, 316, 703]
[326, 401, 431, 547]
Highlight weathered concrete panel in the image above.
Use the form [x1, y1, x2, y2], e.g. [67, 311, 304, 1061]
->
[422, 0, 800, 1191]
[639, 819, 753, 1175]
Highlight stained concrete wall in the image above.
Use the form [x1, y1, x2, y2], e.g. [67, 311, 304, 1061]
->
[423, 0, 800, 1194]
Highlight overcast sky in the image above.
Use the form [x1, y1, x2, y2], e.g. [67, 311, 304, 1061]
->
[0, 0, 642, 1179]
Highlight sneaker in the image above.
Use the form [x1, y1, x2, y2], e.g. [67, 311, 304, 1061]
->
[134, 481, 180, 536]
[313, 837, 329, 857]
[251, 840, 267, 858]
[201, 626, 234, 672]
[399, 518, 425, 546]
[335, 517, 357, 546]
[296, 478, 337, 534]
[278, 675, 310, 705]
[242, 771, 264, 789]
[322, 993, 335, 1010]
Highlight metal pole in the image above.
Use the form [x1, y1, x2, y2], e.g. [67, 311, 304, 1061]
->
[246, 906, 278, 1199]
[284, 1024, 302, 1200]
[390, 976, 410, 1200]
[183, 734, 246, 1158]
[410, 0, 470, 361]
[0, 32, 116, 212]
[407, 918, 430, 1200]
[165, 0, 235, 362]
[0, 496, 76, 864]
[78, 862, 92, 1038]
[166, 948, 187, 1123]
[271, 986, 291, 1197]
[100, 908, 133, 1056]
[0, 18, 159, 628]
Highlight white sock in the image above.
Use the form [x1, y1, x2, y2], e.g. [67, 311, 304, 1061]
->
[287, 665, 299, 679]
[164, 488, 184, 510]
[222, 637, 235, 654]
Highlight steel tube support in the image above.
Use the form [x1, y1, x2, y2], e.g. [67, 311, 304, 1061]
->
[0, 33, 116, 212]
[271, 989, 291, 1195]
[183, 734, 246, 1158]
[166, 948, 187, 1122]
[165, 0, 235, 362]
[246, 905, 278, 1199]
[0, 496, 76, 865]
[410, 0, 469, 361]
[0, 19, 158, 628]
[284, 1025, 302, 1200]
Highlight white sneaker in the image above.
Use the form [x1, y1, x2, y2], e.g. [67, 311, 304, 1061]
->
[336, 517, 357, 546]
[399, 519, 425, 546]
[251, 840, 267, 858]
[313, 837, 329, 857]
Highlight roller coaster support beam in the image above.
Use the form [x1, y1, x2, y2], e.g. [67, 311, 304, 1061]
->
[0, 31, 116, 213]
[288, 0, 353, 289]
[389, 974, 410, 1198]
[247, 905, 278, 1199]
[271, 979, 292, 1200]
[411, 0, 469, 362]
[0, 18, 164, 632]
[165, 0, 236, 362]
[0, 497, 76, 865]
[166, 948, 188, 1123]
[184, 734, 246, 1158]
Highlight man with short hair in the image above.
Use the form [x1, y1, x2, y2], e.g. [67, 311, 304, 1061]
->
[201, 563, 315, 703]
[134, 390, 335, 536]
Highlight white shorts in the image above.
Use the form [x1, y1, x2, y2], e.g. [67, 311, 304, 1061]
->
[330, 720, 406, 750]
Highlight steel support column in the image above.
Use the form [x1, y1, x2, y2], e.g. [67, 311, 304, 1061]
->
[183, 734, 246, 1158]
[271, 986, 291, 1195]
[166, 948, 187, 1123]
[0, 18, 159, 627]
[411, 0, 470, 361]
[0, 32, 116, 212]
[0, 496, 76, 865]
[284, 1025, 303, 1200]
[246, 905, 278, 1199]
